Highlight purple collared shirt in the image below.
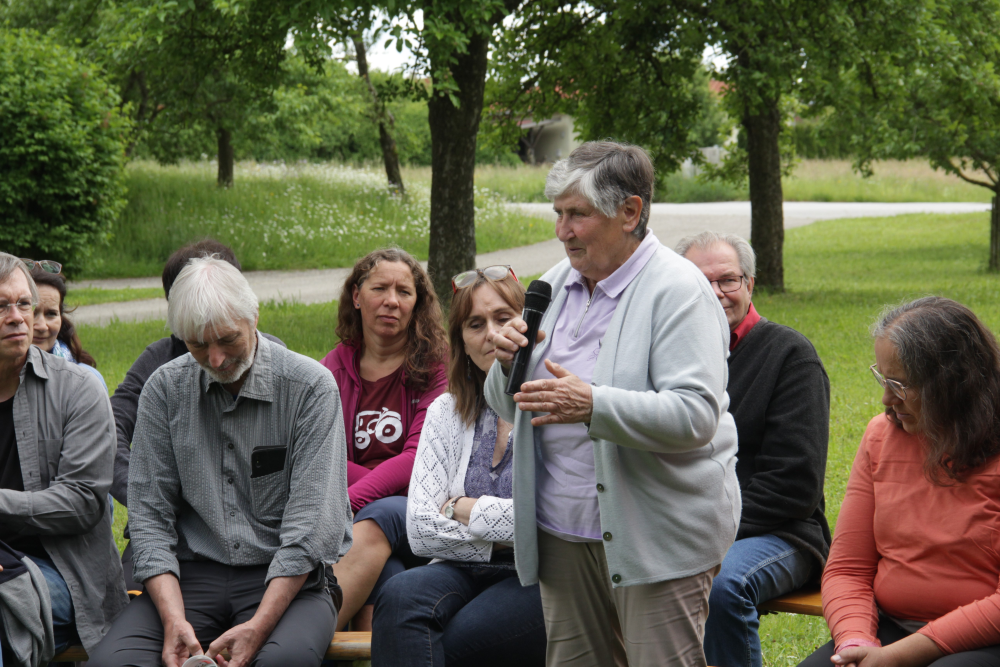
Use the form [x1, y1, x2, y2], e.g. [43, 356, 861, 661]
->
[533, 231, 661, 541]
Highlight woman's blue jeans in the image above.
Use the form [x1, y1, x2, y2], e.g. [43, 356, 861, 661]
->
[703, 534, 814, 667]
[371, 561, 546, 667]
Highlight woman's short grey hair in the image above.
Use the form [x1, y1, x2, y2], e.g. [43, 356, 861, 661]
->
[167, 256, 259, 343]
[675, 231, 757, 279]
[0, 252, 39, 305]
[544, 141, 655, 239]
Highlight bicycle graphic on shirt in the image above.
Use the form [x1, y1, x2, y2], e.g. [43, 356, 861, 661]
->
[354, 408, 403, 449]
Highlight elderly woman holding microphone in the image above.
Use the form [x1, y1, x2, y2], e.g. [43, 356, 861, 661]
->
[487, 141, 741, 667]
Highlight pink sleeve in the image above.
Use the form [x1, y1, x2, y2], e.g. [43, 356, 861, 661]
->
[347, 364, 448, 513]
[822, 428, 882, 648]
[347, 461, 371, 487]
[918, 579, 1000, 653]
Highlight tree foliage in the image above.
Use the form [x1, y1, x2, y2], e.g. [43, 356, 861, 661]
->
[0, 27, 129, 275]
[827, 0, 1000, 268]
[488, 2, 709, 177]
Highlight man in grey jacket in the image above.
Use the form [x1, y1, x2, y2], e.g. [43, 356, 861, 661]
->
[88, 257, 352, 667]
[0, 252, 127, 661]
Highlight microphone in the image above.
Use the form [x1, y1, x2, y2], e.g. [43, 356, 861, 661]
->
[505, 280, 552, 396]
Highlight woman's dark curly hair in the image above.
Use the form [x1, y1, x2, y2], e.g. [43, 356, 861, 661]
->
[30, 268, 97, 368]
[871, 296, 1000, 483]
[335, 248, 447, 391]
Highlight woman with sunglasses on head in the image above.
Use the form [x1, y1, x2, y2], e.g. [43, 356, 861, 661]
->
[321, 247, 449, 631]
[798, 296, 1000, 667]
[371, 265, 546, 667]
[28, 261, 107, 391]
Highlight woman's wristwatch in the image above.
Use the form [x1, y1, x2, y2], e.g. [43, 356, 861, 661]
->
[444, 496, 463, 519]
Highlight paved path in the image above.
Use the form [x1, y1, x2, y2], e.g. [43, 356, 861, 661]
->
[70, 201, 989, 326]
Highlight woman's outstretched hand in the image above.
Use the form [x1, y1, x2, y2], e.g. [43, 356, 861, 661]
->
[514, 360, 593, 426]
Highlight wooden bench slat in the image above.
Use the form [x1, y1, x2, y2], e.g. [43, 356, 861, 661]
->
[52, 631, 373, 663]
[757, 586, 823, 616]
[328, 631, 373, 659]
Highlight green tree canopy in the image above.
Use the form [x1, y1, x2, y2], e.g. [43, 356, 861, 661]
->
[0, 27, 129, 275]
[829, 0, 1000, 269]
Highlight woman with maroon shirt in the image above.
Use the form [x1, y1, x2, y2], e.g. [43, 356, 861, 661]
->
[321, 248, 448, 631]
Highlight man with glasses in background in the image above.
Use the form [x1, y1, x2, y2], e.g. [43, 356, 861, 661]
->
[0, 252, 127, 664]
[678, 232, 831, 667]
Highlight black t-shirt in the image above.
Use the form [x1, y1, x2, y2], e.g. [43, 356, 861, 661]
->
[0, 396, 44, 557]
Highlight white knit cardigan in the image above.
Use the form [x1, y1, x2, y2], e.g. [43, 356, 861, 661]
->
[406, 392, 515, 562]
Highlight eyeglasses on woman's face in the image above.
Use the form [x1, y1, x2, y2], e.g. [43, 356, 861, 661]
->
[869, 363, 909, 400]
[21, 259, 62, 274]
[451, 265, 518, 293]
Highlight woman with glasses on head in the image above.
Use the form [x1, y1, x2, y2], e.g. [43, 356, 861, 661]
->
[371, 265, 545, 667]
[321, 247, 449, 631]
[28, 261, 107, 391]
[798, 296, 1000, 667]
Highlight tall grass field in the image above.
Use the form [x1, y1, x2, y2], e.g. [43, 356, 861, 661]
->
[83, 161, 554, 278]
[410, 159, 993, 204]
[81, 209, 1000, 664]
[79, 158, 992, 280]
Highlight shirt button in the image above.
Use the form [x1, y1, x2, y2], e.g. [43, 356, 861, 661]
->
[230, 511, 235, 517]
[228, 478, 233, 484]
[233, 542, 239, 549]
[603, 532, 612, 541]
[612, 574, 622, 584]
[228, 443, 234, 450]
[596, 483, 604, 492]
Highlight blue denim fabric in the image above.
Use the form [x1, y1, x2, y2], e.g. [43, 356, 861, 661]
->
[704, 534, 814, 667]
[371, 561, 546, 667]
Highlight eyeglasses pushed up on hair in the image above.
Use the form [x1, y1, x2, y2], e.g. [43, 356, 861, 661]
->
[451, 265, 518, 294]
[21, 259, 62, 274]
[869, 363, 910, 400]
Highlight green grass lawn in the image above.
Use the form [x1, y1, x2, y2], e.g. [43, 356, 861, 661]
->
[66, 287, 164, 306]
[80, 161, 555, 279]
[408, 158, 993, 204]
[84, 210, 1000, 664]
[79, 159, 991, 281]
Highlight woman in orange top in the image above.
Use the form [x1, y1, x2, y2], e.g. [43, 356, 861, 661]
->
[798, 297, 1000, 667]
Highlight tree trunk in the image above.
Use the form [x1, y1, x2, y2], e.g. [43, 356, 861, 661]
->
[744, 98, 785, 291]
[217, 127, 234, 188]
[991, 194, 1000, 271]
[426, 31, 490, 304]
[354, 37, 405, 195]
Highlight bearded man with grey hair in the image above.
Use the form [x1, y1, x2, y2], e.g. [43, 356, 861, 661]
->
[0, 251, 126, 664]
[89, 257, 352, 667]
[678, 232, 831, 667]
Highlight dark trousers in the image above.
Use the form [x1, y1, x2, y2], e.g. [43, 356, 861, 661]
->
[799, 618, 1000, 667]
[86, 560, 336, 667]
[371, 561, 546, 667]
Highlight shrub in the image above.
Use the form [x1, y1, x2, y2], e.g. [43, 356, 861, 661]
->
[0, 28, 129, 275]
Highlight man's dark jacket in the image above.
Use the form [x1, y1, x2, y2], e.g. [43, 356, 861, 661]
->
[728, 317, 832, 570]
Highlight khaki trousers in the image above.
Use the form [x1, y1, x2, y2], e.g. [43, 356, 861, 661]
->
[537, 529, 719, 667]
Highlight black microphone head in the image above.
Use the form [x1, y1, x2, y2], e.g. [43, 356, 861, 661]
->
[524, 280, 552, 312]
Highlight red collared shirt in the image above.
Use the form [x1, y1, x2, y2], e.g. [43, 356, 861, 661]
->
[730, 302, 761, 351]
